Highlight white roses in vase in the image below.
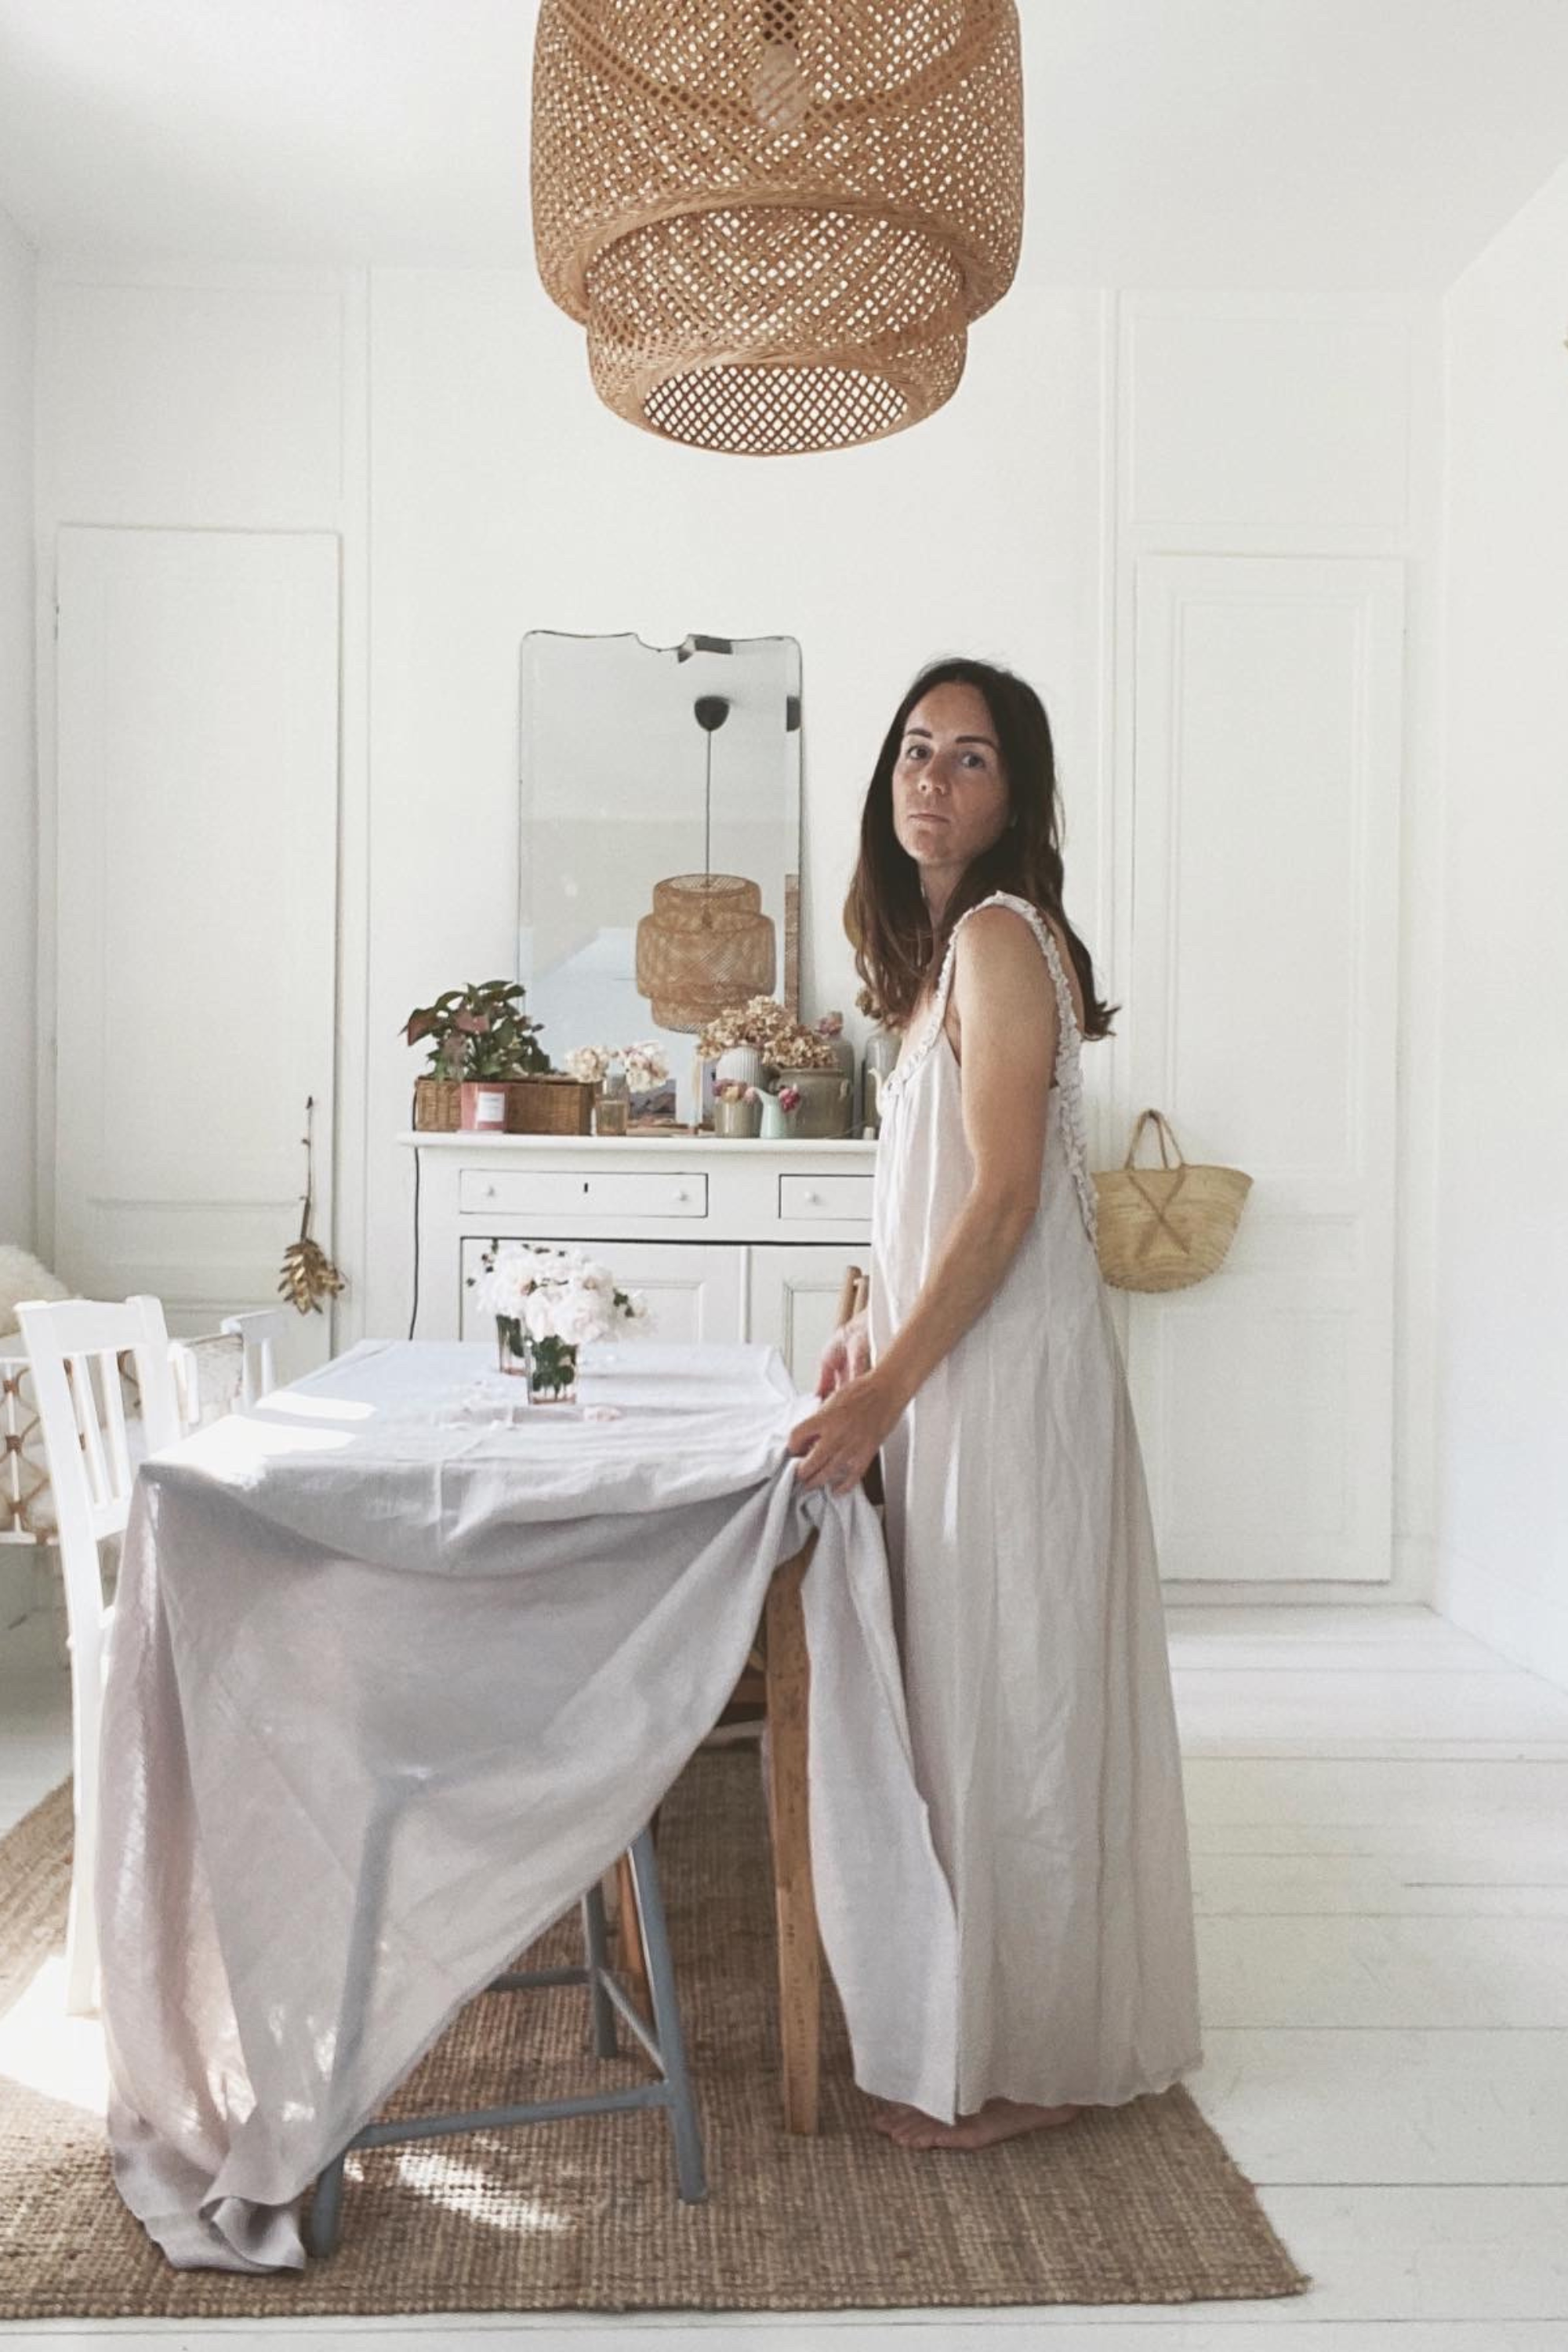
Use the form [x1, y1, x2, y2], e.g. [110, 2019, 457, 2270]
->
[469, 1242, 648, 1399]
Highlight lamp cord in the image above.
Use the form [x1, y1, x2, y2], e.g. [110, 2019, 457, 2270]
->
[407, 1138, 422, 1341]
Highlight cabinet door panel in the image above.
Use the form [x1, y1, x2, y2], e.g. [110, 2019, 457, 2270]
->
[748, 1245, 868, 1393]
[458, 1239, 743, 1348]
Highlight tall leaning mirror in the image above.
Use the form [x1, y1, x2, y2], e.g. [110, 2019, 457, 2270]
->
[517, 631, 803, 1126]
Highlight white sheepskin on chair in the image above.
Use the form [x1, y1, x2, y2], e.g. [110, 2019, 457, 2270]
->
[0, 1247, 71, 1342]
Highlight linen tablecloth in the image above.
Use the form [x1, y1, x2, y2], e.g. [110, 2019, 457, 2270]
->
[99, 1340, 959, 2270]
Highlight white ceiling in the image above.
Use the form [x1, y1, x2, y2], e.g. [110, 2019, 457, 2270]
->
[0, 1, 1564, 289]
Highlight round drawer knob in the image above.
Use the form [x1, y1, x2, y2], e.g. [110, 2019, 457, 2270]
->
[482, 1182, 495, 1200]
[806, 1189, 822, 1205]
[674, 1187, 690, 1202]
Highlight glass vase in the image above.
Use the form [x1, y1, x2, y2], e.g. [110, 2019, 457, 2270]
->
[495, 1318, 579, 1400]
[593, 1069, 630, 1136]
[526, 1336, 579, 1403]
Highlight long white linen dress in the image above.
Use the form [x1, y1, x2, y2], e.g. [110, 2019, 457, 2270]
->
[869, 889, 1203, 2113]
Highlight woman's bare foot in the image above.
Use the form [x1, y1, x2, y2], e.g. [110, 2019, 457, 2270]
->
[869, 2099, 923, 2139]
[877, 2096, 1085, 2151]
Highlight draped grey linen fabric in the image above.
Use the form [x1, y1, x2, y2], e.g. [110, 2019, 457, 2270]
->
[98, 1341, 958, 2271]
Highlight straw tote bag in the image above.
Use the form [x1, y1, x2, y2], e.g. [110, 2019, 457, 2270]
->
[1094, 1108, 1253, 1292]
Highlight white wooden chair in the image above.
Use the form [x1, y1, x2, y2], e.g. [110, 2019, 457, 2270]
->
[220, 1307, 291, 1407]
[169, 1330, 245, 1432]
[15, 1294, 182, 2014]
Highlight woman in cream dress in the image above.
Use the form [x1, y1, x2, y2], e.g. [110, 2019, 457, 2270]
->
[787, 658, 1202, 2151]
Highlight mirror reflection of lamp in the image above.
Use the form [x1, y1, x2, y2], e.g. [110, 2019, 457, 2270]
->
[635, 690, 778, 1031]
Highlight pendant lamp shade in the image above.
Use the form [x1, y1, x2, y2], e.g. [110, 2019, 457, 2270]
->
[531, 2, 1024, 456]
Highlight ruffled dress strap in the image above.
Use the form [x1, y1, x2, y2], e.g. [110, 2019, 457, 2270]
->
[917, 891, 1099, 1248]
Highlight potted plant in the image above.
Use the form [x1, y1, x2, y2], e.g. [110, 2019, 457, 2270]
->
[466, 1241, 648, 1402]
[404, 982, 597, 1134]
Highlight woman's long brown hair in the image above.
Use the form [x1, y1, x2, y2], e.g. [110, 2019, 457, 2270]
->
[844, 656, 1120, 1039]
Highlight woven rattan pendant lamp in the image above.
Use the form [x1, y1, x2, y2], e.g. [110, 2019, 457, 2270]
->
[531, 1, 1024, 456]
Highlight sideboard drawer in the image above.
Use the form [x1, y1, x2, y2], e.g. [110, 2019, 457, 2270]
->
[778, 1174, 876, 1222]
[459, 1169, 709, 1219]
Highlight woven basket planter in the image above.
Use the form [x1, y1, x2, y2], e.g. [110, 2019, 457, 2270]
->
[421, 1075, 598, 1136]
[532, 1, 1024, 455]
[503, 1076, 599, 1137]
[1094, 1109, 1253, 1294]
[412, 1078, 463, 1133]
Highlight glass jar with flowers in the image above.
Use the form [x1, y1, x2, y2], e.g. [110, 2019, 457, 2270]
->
[467, 1242, 648, 1401]
[564, 1041, 671, 1134]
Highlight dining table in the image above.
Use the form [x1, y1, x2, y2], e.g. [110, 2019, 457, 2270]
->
[96, 1337, 960, 2273]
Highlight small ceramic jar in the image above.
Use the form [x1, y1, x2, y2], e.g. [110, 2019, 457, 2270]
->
[715, 1044, 767, 1088]
[861, 1027, 899, 1136]
[712, 1094, 762, 1139]
[772, 1065, 852, 1138]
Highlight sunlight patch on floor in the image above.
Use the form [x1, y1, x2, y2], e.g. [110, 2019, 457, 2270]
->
[393, 2142, 575, 2234]
[0, 1952, 108, 2114]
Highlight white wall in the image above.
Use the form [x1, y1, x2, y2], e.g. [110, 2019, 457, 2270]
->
[0, 206, 35, 1247]
[1429, 162, 1568, 1681]
[361, 271, 1112, 1338]
[31, 264, 1445, 1596]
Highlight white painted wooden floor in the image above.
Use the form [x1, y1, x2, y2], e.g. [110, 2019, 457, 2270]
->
[3, 1601, 1568, 2351]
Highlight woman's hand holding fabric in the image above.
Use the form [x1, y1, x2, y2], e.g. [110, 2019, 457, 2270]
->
[816, 1309, 872, 1399]
[787, 1366, 900, 1497]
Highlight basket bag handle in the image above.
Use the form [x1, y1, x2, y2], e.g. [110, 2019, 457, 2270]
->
[1123, 1107, 1186, 1172]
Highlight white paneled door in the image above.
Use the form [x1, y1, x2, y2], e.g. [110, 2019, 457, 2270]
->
[53, 528, 340, 1373]
[1130, 554, 1404, 1583]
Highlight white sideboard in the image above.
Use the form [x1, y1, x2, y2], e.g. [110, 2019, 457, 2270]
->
[398, 1131, 877, 1392]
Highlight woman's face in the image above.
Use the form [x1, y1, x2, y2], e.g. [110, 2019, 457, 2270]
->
[891, 681, 1011, 888]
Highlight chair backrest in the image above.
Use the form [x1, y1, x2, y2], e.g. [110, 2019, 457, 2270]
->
[15, 1295, 183, 1565]
[220, 1307, 291, 1406]
[170, 1329, 246, 1430]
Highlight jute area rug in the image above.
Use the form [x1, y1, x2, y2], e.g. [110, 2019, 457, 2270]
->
[0, 1751, 1309, 2318]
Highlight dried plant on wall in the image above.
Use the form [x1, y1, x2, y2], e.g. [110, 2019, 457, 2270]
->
[278, 1097, 347, 1316]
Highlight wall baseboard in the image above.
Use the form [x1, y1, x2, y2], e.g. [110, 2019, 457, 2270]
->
[1162, 1532, 1435, 1611]
[1432, 1542, 1568, 1693]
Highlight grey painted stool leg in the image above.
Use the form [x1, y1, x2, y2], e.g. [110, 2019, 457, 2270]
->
[308, 2149, 347, 2259]
[581, 1878, 617, 2058]
[307, 1784, 400, 2259]
[626, 1825, 707, 2203]
[307, 1819, 706, 2256]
